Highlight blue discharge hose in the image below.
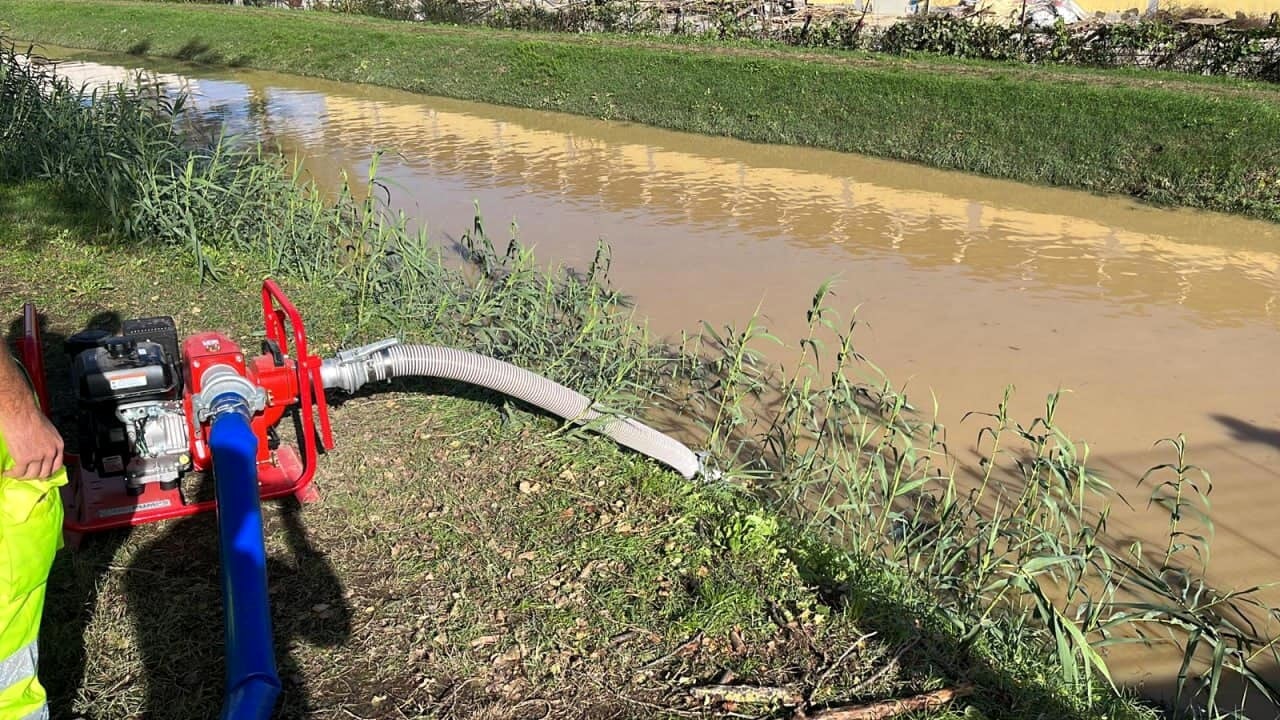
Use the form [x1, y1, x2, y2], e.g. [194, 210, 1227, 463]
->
[209, 398, 282, 720]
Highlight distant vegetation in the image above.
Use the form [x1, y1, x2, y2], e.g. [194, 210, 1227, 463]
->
[5, 0, 1280, 226]
[164, 0, 1280, 81]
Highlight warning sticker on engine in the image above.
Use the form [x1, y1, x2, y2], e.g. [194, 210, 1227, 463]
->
[98, 499, 173, 518]
[108, 371, 149, 391]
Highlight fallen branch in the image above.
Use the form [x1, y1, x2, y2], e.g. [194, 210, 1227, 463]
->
[845, 637, 918, 696]
[691, 684, 804, 706]
[804, 684, 975, 720]
[808, 631, 878, 702]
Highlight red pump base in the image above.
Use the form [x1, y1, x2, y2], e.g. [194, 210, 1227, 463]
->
[58, 447, 312, 549]
[18, 280, 334, 548]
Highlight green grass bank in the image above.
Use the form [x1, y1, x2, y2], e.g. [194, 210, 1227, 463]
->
[4, 0, 1280, 223]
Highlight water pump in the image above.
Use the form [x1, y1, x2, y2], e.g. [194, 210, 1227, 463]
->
[16, 278, 702, 720]
[23, 281, 335, 541]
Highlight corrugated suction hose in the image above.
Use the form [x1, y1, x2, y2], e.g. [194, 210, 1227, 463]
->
[323, 343, 702, 479]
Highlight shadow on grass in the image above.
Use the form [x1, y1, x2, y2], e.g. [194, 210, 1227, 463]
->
[114, 499, 351, 720]
[45, 503, 351, 720]
[0, 182, 103, 252]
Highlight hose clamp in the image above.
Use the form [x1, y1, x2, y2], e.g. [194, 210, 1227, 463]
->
[191, 364, 268, 423]
[335, 337, 401, 365]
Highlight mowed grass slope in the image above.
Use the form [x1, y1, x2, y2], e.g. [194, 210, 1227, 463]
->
[3, 0, 1280, 222]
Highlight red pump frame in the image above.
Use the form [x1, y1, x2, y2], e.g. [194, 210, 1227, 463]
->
[18, 303, 50, 417]
[17, 280, 331, 543]
[262, 278, 336, 460]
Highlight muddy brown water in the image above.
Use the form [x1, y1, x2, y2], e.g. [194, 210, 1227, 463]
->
[40, 48, 1280, 707]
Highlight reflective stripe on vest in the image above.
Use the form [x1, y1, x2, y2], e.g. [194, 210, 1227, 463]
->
[0, 640, 36, 695]
[0, 639, 45, 720]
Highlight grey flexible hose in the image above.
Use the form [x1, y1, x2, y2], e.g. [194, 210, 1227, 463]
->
[324, 343, 701, 479]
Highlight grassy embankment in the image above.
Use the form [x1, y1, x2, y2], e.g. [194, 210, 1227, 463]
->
[4, 0, 1280, 222]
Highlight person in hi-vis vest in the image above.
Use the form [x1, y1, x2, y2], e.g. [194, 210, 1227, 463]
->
[0, 346, 66, 720]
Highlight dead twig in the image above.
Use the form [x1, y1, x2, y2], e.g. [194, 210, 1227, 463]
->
[613, 692, 710, 718]
[690, 684, 804, 706]
[804, 684, 975, 720]
[609, 629, 641, 646]
[511, 698, 553, 720]
[846, 637, 919, 696]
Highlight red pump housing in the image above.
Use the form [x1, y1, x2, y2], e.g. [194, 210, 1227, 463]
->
[19, 280, 334, 546]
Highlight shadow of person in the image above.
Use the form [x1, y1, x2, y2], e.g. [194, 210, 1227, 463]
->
[121, 496, 352, 719]
[264, 500, 354, 718]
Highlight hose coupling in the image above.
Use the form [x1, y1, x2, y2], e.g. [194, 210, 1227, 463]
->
[319, 337, 402, 393]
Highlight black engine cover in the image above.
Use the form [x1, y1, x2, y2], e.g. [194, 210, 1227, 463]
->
[74, 341, 175, 403]
[67, 319, 181, 479]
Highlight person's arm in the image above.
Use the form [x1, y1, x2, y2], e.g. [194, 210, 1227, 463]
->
[0, 349, 63, 479]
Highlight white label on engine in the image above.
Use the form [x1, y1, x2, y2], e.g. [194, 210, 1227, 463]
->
[98, 499, 173, 518]
[102, 455, 124, 473]
[108, 371, 149, 391]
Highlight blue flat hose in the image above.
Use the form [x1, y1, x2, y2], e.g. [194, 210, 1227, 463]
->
[209, 397, 282, 720]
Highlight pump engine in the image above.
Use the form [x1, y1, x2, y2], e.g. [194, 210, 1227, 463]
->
[66, 317, 190, 495]
[18, 280, 334, 542]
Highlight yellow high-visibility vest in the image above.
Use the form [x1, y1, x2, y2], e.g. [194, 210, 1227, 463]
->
[0, 425, 66, 720]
